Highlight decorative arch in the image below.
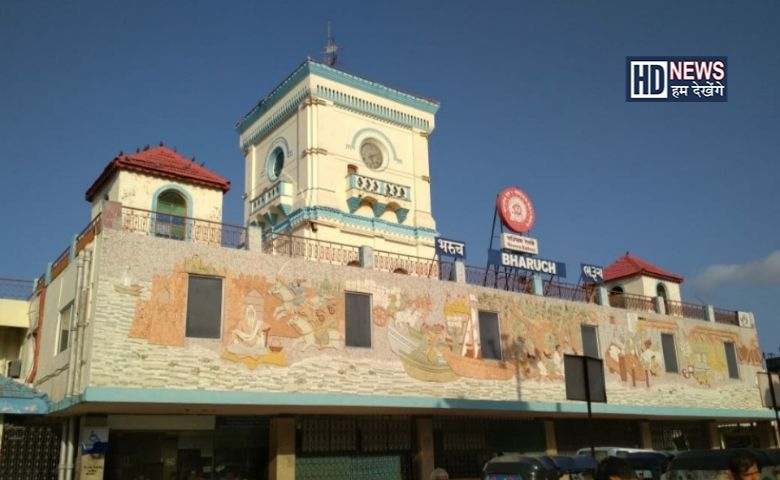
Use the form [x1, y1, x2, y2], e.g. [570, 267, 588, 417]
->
[152, 185, 193, 240]
[347, 128, 401, 167]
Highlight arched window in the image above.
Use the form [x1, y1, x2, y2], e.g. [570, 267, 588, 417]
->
[156, 190, 187, 240]
[609, 285, 625, 308]
[656, 283, 667, 300]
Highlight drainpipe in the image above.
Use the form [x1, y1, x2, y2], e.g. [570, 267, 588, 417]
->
[58, 420, 69, 480]
[73, 249, 92, 397]
[65, 254, 84, 398]
[64, 416, 76, 480]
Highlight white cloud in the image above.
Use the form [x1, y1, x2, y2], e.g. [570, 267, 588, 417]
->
[692, 250, 780, 293]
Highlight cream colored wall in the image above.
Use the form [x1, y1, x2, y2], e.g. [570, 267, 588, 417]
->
[92, 171, 225, 223]
[608, 276, 682, 302]
[89, 179, 121, 220]
[0, 299, 29, 328]
[30, 259, 79, 400]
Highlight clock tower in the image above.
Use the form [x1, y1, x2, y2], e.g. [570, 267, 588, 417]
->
[236, 60, 439, 258]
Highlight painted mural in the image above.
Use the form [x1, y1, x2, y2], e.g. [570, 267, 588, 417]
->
[122, 254, 762, 401]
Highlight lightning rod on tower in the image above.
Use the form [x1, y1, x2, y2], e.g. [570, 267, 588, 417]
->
[323, 19, 341, 67]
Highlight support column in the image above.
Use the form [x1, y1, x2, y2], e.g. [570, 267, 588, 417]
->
[269, 416, 296, 480]
[451, 260, 466, 284]
[247, 225, 263, 251]
[639, 421, 653, 449]
[531, 275, 544, 296]
[359, 246, 374, 269]
[707, 421, 722, 449]
[414, 417, 434, 480]
[596, 286, 608, 306]
[653, 297, 666, 315]
[544, 420, 557, 454]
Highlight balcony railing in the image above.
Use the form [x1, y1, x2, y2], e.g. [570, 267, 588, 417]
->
[0, 278, 34, 300]
[121, 207, 247, 249]
[263, 234, 360, 266]
[608, 292, 656, 313]
[373, 250, 438, 278]
[665, 299, 708, 321]
[544, 280, 596, 303]
[348, 174, 411, 201]
[713, 307, 739, 326]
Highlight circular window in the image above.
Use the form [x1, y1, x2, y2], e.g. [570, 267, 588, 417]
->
[360, 141, 383, 170]
[268, 147, 285, 181]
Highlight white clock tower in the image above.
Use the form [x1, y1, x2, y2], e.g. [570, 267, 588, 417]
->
[236, 60, 439, 258]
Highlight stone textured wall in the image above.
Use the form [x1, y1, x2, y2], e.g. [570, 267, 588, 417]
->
[85, 229, 763, 412]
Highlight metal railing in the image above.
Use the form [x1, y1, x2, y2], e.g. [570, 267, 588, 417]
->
[373, 250, 439, 278]
[665, 299, 708, 321]
[0, 278, 34, 300]
[713, 307, 739, 325]
[263, 234, 360, 266]
[464, 266, 532, 294]
[544, 280, 596, 303]
[121, 207, 246, 249]
[608, 292, 656, 313]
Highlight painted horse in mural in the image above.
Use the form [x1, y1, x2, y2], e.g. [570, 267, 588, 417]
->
[288, 314, 343, 351]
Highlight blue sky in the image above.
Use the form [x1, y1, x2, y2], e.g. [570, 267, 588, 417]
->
[1, 1, 778, 351]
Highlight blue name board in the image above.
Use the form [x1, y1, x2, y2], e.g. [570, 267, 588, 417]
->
[580, 263, 604, 284]
[488, 249, 567, 277]
[435, 237, 466, 259]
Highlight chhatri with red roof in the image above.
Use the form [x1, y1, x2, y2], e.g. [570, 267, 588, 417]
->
[604, 253, 684, 284]
[85, 145, 230, 201]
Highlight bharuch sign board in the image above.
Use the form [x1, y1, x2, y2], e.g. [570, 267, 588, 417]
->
[497, 187, 535, 233]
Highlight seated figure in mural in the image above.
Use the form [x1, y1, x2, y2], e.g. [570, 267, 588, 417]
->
[228, 305, 268, 357]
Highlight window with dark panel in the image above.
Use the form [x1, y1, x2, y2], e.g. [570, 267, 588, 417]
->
[478, 310, 502, 360]
[581, 324, 600, 358]
[58, 302, 73, 353]
[345, 292, 371, 348]
[661, 333, 679, 373]
[186, 275, 223, 338]
[724, 341, 739, 379]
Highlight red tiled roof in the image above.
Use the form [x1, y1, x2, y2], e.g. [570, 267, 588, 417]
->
[604, 253, 684, 284]
[85, 146, 230, 201]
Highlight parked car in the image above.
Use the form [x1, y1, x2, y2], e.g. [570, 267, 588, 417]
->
[483, 453, 559, 480]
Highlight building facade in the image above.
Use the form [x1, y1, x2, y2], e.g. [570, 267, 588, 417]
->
[4, 60, 775, 480]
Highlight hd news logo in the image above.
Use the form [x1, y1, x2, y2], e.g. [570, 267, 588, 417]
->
[626, 56, 727, 102]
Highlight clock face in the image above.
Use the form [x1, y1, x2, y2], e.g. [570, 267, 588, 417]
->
[360, 142, 383, 169]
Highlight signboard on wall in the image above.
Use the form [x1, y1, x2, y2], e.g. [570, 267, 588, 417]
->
[435, 237, 466, 259]
[500, 233, 539, 255]
[564, 354, 607, 403]
[580, 264, 605, 284]
[488, 249, 567, 277]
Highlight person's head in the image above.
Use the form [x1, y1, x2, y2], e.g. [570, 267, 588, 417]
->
[431, 467, 449, 480]
[728, 451, 760, 480]
[595, 456, 638, 480]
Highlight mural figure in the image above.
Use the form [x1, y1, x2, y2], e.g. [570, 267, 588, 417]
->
[228, 305, 269, 356]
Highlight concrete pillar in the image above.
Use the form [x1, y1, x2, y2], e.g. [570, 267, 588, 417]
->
[359, 245, 374, 269]
[707, 421, 722, 449]
[269, 416, 296, 480]
[531, 275, 544, 296]
[596, 286, 608, 306]
[639, 421, 653, 449]
[247, 225, 264, 251]
[451, 260, 466, 284]
[653, 297, 666, 315]
[544, 420, 557, 454]
[756, 421, 777, 448]
[100, 200, 123, 230]
[415, 417, 435, 480]
[705, 305, 716, 323]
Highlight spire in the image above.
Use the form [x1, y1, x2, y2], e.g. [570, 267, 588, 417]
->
[323, 19, 341, 67]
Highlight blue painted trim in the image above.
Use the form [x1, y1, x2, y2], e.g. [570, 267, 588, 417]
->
[396, 208, 409, 224]
[69, 235, 78, 261]
[50, 387, 775, 420]
[373, 203, 387, 218]
[346, 197, 362, 213]
[236, 60, 439, 136]
[266, 145, 285, 182]
[267, 206, 438, 240]
[151, 185, 194, 241]
[348, 128, 400, 167]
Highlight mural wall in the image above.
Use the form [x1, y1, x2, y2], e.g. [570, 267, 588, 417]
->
[87, 229, 763, 411]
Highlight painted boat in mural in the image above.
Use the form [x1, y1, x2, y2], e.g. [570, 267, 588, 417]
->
[398, 351, 458, 383]
[387, 325, 419, 355]
[440, 349, 515, 381]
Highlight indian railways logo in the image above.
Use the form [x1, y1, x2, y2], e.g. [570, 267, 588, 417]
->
[497, 187, 535, 233]
[626, 57, 727, 102]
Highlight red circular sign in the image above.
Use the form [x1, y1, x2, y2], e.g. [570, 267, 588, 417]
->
[497, 187, 535, 233]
